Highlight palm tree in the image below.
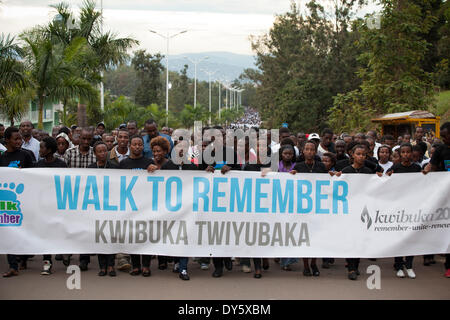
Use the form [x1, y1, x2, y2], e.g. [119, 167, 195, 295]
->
[0, 86, 35, 127]
[180, 104, 209, 129]
[20, 34, 98, 129]
[0, 34, 32, 125]
[0, 34, 28, 91]
[46, 1, 139, 125]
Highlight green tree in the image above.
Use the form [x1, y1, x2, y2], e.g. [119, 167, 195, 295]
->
[436, 0, 450, 88]
[0, 34, 33, 125]
[328, 90, 376, 133]
[179, 104, 209, 128]
[132, 50, 164, 107]
[0, 34, 28, 91]
[103, 96, 136, 130]
[170, 64, 190, 113]
[357, 0, 437, 113]
[250, 1, 363, 131]
[43, 1, 139, 125]
[0, 86, 35, 127]
[103, 63, 137, 99]
[20, 34, 98, 129]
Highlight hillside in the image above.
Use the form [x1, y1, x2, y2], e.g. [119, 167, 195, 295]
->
[168, 52, 257, 82]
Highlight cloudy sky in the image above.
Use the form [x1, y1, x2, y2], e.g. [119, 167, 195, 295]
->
[0, 0, 379, 56]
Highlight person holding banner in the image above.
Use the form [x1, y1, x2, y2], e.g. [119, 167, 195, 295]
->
[241, 137, 274, 278]
[146, 136, 178, 272]
[107, 128, 130, 167]
[278, 144, 299, 271]
[290, 141, 328, 276]
[64, 129, 97, 271]
[386, 143, 421, 279]
[321, 152, 337, 173]
[148, 139, 197, 281]
[119, 135, 154, 277]
[88, 141, 119, 277]
[106, 128, 132, 272]
[377, 145, 393, 174]
[335, 141, 358, 172]
[36, 136, 68, 275]
[340, 144, 378, 280]
[1, 127, 35, 278]
[203, 128, 238, 278]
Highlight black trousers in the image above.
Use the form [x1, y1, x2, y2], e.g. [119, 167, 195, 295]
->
[394, 256, 414, 270]
[80, 254, 91, 264]
[131, 254, 151, 269]
[213, 257, 232, 270]
[346, 258, 360, 272]
[43, 255, 52, 263]
[445, 254, 450, 269]
[158, 255, 168, 266]
[98, 254, 115, 269]
[6, 255, 30, 271]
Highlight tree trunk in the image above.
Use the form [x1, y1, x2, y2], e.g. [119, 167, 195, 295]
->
[38, 96, 45, 130]
[77, 101, 87, 127]
[62, 99, 67, 125]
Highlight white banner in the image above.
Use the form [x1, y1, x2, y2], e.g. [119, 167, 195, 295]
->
[0, 168, 449, 257]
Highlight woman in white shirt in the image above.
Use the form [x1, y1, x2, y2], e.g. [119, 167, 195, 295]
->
[377, 145, 393, 173]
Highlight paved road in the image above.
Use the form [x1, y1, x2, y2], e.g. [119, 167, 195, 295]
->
[0, 255, 449, 300]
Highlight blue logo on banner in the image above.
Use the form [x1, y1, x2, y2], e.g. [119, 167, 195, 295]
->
[0, 182, 24, 227]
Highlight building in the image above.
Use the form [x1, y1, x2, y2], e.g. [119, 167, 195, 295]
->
[0, 100, 62, 132]
[371, 110, 441, 139]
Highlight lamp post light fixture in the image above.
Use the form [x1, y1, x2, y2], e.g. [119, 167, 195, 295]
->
[202, 69, 216, 125]
[185, 56, 208, 109]
[149, 29, 188, 126]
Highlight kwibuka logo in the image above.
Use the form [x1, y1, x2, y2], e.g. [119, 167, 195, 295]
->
[361, 205, 372, 230]
[0, 182, 24, 227]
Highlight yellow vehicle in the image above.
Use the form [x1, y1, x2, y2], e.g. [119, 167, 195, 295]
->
[371, 110, 440, 139]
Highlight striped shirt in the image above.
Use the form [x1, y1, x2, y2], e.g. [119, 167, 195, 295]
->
[64, 146, 96, 168]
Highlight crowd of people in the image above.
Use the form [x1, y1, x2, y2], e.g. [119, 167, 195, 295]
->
[230, 107, 261, 129]
[0, 119, 449, 281]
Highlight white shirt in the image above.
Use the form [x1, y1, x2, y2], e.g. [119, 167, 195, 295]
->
[379, 161, 393, 173]
[317, 144, 332, 158]
[22, 136, 40, 161]
[420, 158, 430, 168]
[0, 143, 6, 153]
[115, 146, 129, 163]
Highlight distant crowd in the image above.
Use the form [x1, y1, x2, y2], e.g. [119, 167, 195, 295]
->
[230, 107, 261, 129]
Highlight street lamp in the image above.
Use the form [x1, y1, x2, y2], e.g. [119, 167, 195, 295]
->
[236, 89, 244, 109]
[217, 79, 224, 121]
[100, 0, 104, 114]
[221, 81, 231, 110]
[149, 29, 188, 126]
[185, 56, 208, 108]
[202, 69, 216, 125]
[230, 87, 236, 109]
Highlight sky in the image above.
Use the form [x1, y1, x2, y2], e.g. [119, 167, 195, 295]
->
[0, 0, 380, 56]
